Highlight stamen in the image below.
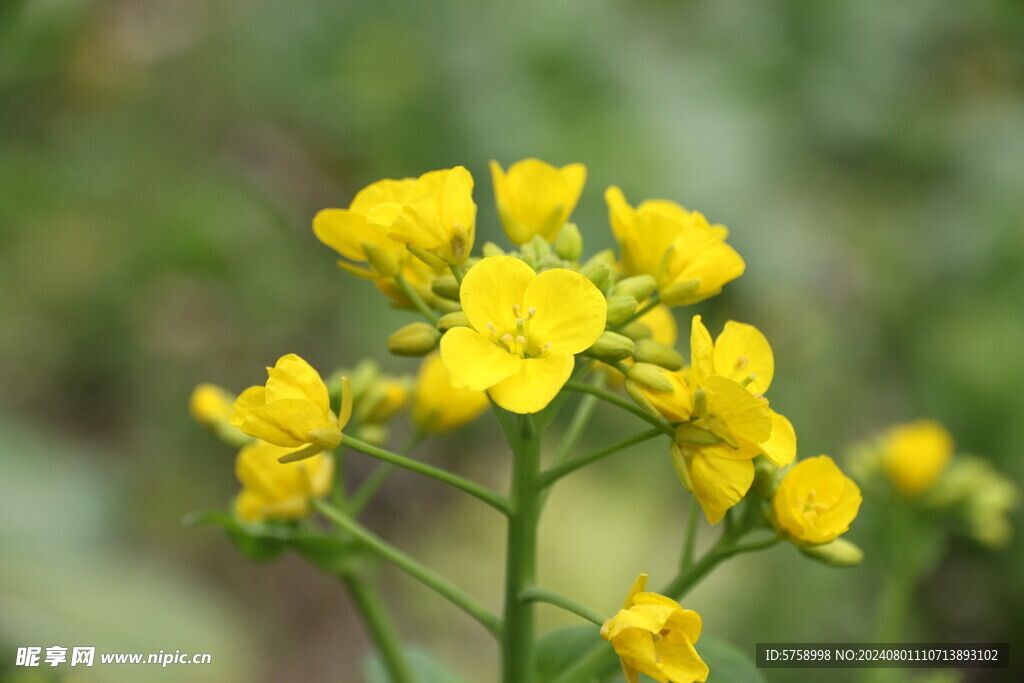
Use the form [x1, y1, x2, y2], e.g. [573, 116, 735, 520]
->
[501, 333, 515, 345]
[486, 322, 498, 336]
[735, 355, 750, 371]
[539, 342, 552, 354]
[526, 306, 536, 320]
[515, 335, 527, 345]
[739, 374, 757, 388]
[512, 304, 522, 318]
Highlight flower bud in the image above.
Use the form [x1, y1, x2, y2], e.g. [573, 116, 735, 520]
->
[431, 274, 461, 301]
[659, 279, 701, 307]
[612, 275, 656, 302]
[674, 423, 720, 445]
[799, 538, 864, 567]
[355, 423, 389, 447]
[750, 456, 781, 498]
[519, 235, 552, 268]
[627, 362, 673, 392]
[387, 322, 440, 356]
[583, 248, 617, 270]
[584, 331, 635, 362]
[618, 321, 652, 341]
[633, 339, 683, 370]
[582, 263, 614, 293]
[482, 241, 506, 258]
[625, 379, 662, 418]
[553, 222, 583, 261]
[670, 441, 694, 492]
[360, 241, 400, 278]
[437, 311, 470, 332]
[606, 295, 639, 326]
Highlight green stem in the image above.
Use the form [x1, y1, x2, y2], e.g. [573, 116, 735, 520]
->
[519, 586, 604, 626]
[394, 273, 439, 325]
[550, 374, 606, 471]
[313, 499, 503, 637]
[612, 293, 660, 330]
[563, 380, 675, 436]
[681, 496, 700, 569]
[540, 428, 663, 487]
[501, 414, 543, 683]
[449, 264, 465, 285]
[341, 575, 414, 683]
[349, 432, 424, 516]
[341, 434, 510, 514]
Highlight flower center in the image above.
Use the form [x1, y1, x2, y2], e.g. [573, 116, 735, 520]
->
[803, 490, 828, 517]
[485, 304, 551, 359]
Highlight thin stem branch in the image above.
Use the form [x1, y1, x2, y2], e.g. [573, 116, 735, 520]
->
[341, 575, 413, 683]
[550, 374, 606, 471]
[349, 432, 424, 516]
[341, 434, 510, 514]
[519, 586, 604, 627]
[313, 499, 503, 637]
[449, 264, 465, 285]
[394, 273, 439, 325]
[562, 380, 675, 436]
[540, 428, 663, 487]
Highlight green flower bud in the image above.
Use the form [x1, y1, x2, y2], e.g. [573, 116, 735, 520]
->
[606, 295, 639, 326]
[583, 248, 617, 270]
[387, 322, 440, 356]
[659, 279, 701, 307]
[581, 263, 614, 293]
[627, 362, 673, 392]
[431, 274, 461, 301]
[360, 241, 400, 278]
[633, 339, 684, 370]
[799, 538, 864, 567]
[583, 331, 635, 362]
[355, 423, 389, 447]
[482, 241, 506, 258]
[751, 456, 782, 498]
[435, 298, 462, 314]
[674, 423, 720, 445]
[670, 442, 694, 492]
[553, 223, 583, 261]
[437, 311, 470, 332]
[625, 379, 662, 418]
[612, 275, 657, 302]
[618, 321, 653, 341]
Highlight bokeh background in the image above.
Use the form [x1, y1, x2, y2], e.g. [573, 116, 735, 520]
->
[2, 0, 1022, 681]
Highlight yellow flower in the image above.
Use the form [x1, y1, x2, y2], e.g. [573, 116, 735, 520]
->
[313, 177, 421, 278]
[603, 304, 678, 386]
[773, 456, 862, 545]
[601, 574, 709, 683]
[231, 354, 352, 462]
[189, 383, 235, 429]
[357, 378, 411, 424]
[387, 166, 476, 265]
[880, 419, 954, 496]
[439, 255, 606, 414]
[606, 187, 744, 306]
[234, 440, 334, 522]
[412, 353, 490, 434]
[489, 158, 586, 245]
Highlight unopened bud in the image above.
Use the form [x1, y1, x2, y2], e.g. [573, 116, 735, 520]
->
[674, 423, 720, 445]
[670, 442, 694, 492]
[799, 538, 864, 567]
[387, 322, 440, 356]
[355, 423, 389, 447]
[583, 249, 617, 270]
[553, 223, 583, 261]
[619, 322, 652, 341]
[627, 363, 673, 392]
[625, 379, 663, 418]
[612, 275, 657, 302]
[659, 279, 701, 307]
[584, 331, 635, 362]
[751, 457, 781, 498]
[634, 339, 683, 370]
[437, 311, 470, 332]
[431, 274, 461, 301]
[606, 295, 639, 326]
[360, 241, 399, 278]
[582, 263, 614, 293]
[482, 241, 506, 258]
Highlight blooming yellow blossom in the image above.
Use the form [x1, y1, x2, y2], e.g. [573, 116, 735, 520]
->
[231, 354, 352, 462]
[601, 574, 709, 683]
[439, 255, 606, 413]
[773, 456, 862, 545]
[606, 187, 744, 306]
[386, 166, 476, 265]
[412, 353, 490, 434]
[189, 383, 236, 428]
[489, 158, 586, 245]
[880, 419, 954, 496]
[234, 440, 334, 521]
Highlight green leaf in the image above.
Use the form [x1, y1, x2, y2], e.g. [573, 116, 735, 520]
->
[535, 624, 604, 682]
[363, 646, 465, 683]
[698, 634, 766, 683]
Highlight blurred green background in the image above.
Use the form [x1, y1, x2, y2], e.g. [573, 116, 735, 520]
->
[2, 0, 1022, 680]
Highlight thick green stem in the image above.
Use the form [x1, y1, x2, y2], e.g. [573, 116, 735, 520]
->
[313, 499, 503, 637]
[540, 428, 663, 487]
[341, 575, 414, 683]
[563, 380, 675, 436]
[394, 273, 439, 325]
[341, 434, 510, 514]
[501, 414, 543, 683]
[519, 586, 604, 626]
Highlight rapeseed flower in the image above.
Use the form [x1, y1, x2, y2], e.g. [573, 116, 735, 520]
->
[234, 440, 334, 521]
[773, 456, 862, 545]
[412, 353, 490, 434]
[489, 158, 586, 245]
[880, 419, 953, 496]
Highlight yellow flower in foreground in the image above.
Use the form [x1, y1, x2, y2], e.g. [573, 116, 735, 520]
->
[313, 177, 422, 279]
[234, 441, 334, 522]
[413, 353, 490, 434]
[231, 354, 352, 462]
[387, 166, 476, 265]
[489, 158, 586, 244]
[773, 456, 862, 545]
[189, 383, 235, 428]
[881, 419, 954, 496]
[439, 255, 606, 413]
[601, 574, 709, 683]
[606, 187, 744, 306]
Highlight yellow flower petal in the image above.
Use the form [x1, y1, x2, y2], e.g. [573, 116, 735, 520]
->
[713, 320, 774, 394]
[459, 255, 536, 336]
[881, 419, 954, 496]
[439, 327, 523, 391]
[622, 573, 648, 608]
[387, 166, 476, 263]
[234, 441, 334, 521]
[758, 410, 796, 467]
[684, 446, 756, 524]
[487, 353, 574, 414]
[412, 353, 490, 434]
[642, 371, 693, 422]
[243, 399, 337, 448]
[689, 315, 715, 384]
[773, 456, 862, 544]
[490, 158, 586, 244]
[639, 304, 678, 347]
[523, 268, 607, 355]
[656, 630, 709, 683]
[349, 177, 422, 215]
[702, 375, 772, 444]
[265, 354, 331, 416]
[230, 385, 266, 427]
